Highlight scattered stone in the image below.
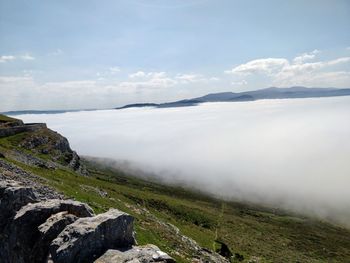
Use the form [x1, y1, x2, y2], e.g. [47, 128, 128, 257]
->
[95, 244, 176, 263]
[80, 184, 108, 197]
[0, 159, 63, 200]
[50, 209, 135, 263]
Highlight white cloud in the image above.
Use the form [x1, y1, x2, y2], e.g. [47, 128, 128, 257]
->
[326, 57, 350, 65]
[0, 54, 35, 63]
[274, 57, 350, 86]
[1, 69, 217, 111]
[231, 80, 247, 86]
[21, 54, 35, 61]
[127, 71, 214, 87]
[225, 58, 289, 76]
[175, 73, 208, 84]
[121, 72, 176, 90]
[293, 49, 319, 64]
[225, 51, 350, 88]
[0, 55, 16, 63]
[109, 67, 120, 74]
[0, 75, 34, 83]
[129, 71, 147, 78]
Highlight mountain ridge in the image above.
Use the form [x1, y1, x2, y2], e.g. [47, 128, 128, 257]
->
[116, 86, 350, 109]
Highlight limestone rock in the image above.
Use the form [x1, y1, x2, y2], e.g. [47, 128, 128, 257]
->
[95, 245, 176, 263]
[3, 199, 93, 263]
[50, 209, 135, 263]
[32, 211, 79, 262]
[14, 199, 94, 221]
[0, 180, 38, 230]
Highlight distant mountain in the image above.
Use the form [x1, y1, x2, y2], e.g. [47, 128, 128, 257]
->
[2, 109, 97, 116]
[116, 87, 350, 109]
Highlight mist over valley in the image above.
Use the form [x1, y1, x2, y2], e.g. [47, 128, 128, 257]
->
[18, 96, 350, 227]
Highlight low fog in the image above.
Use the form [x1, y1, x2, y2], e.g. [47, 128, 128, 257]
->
[19, 97, 350, 227]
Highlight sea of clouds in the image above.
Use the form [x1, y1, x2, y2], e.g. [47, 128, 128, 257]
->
[19, 96, 350, 226]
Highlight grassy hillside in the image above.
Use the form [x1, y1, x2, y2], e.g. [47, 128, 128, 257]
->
[0, 114, 20, 123]
[1, 127, 350, 262]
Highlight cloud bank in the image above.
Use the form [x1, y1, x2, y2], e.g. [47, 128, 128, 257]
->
[19, 97, 350, 227]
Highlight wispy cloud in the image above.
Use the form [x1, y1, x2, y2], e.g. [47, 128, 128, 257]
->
[109, 67, 120, 74]
[0, 54, 35, 63]
[225, 58, 289, 76]
[121, 72, 176, 90]
[231, 80, 247, 86]
[0, 55, 16, 63]
[175, 73, 207, 83]
[293, 49, 319, 64]
[21, 54, 35, 60]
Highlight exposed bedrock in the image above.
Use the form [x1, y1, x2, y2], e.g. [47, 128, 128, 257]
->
[95, 245, 176, 263]
[50, 209, 135, 263]
[0, 180, 39, 231]
[3, 199, 94, 263]
[0, 180, 175, 263]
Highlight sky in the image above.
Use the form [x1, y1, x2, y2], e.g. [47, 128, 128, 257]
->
[18, 96, 350, 227]
[1, 0, 350, 111]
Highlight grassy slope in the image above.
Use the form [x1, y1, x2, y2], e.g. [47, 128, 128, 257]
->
[0, 114, 19, 123]
[1, 131, 350, 263]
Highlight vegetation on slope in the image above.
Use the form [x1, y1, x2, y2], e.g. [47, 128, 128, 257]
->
[0, 114, 20, 123]
[1, 126, 350, 263]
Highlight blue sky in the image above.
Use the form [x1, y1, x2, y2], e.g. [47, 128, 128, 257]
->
[1, 0, 350, 110]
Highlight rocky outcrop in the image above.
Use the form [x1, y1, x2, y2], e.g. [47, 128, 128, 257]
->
[95, 245, 176, 263]
[0, 123, 47, 138]
[50, 209, 135, 263]
[0, 119, 87, 175]
[0, 180, 39, 231]
[3, 199, 94, 263]
[0, 179, 175, 263]
[33, 212, 79, 262]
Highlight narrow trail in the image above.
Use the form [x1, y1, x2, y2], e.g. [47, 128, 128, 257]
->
[213, 202, 225, 251]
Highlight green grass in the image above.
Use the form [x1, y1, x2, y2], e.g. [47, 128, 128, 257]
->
[0, 114, 19, 123]
[1, 130, 350, 263]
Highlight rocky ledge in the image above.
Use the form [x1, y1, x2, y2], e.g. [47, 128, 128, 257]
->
[0, 179, 175, 263]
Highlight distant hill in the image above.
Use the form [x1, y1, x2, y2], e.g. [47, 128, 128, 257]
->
[116, 87, 350, 109]
[2, 109, 97, 116]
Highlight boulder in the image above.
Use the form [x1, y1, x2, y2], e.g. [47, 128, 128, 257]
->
[95, 245, 176, 263]
[4, 199, 93, 263]
[32, 211, 79, 262]
[50, 209, 135, 263]
[0, 180, 39, 230]
[0, 180, 40, 262]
